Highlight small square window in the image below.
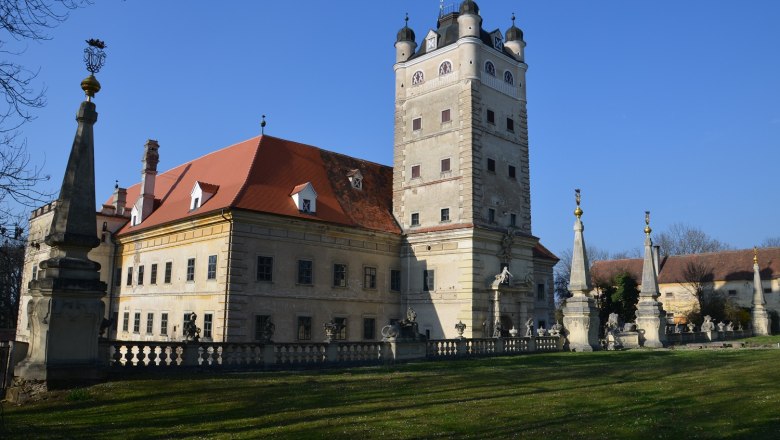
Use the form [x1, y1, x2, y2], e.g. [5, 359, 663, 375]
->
[411, 213, 420, 226]
[298, 260, 313, 285]
[508, 165, 516, 179]
[487, 158, 496, 173]
[441, 158, 450, 173]
[440, 208, 450, 222]
[665, 292, 673, 298]
[411, 165, 421, 179]
[364, 267, 377, 289]
[413, 117, 422, 131]
[297, 316, 312, 340]
[764, 288, 772, 294]
[423, 270, 435, 292]
[487, 109, 495, 124]
[488, 208, 495, 223]
[390, 270, 401, 292]
[506, 117, 514, 132]
[186, 258, 195, 282]
[510, 213, 517, 227]
[301, 199, 312, 213]
[441, 109, 451, 123]
[333, 264, 347, 287]
[728, 289, 737, 295]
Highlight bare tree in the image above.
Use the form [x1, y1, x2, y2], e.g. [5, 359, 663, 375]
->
[761, 237, 780, 248]
[0, 220, 25, 329]
[655, 222, 731, 257]
[554, 245, 611, 305]
[680, 260, 714, 303]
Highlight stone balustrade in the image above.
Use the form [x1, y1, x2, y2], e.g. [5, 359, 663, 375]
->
[426, 336, 562, 358]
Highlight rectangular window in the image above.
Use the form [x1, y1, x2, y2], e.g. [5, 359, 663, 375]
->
[487, 158, 496, 173]
[441, 158, 450, 173]
[441, 109, 451, 123]
[164, 262, 172, 284]
[665, 292, 673, 298]
[146, 313, 154, 335]
[297, 316, 312, 340]
[255, 315, 271, 341]
[32, 265, 37, 281]
[488, 208, 495, 223]
[411, 213, 420, 226]
[508, 165, 516, 179]
[334, 317, 347, 340]
[122, 311, 129, 332]
[207, 255, 217, 280]
[186, 258, 195, 282]
[150, 263, 158, 284]
[411, 164, 421, 179]
[390, 270, 401, 292]
[506, 117, 514, 132]
[764, 288, 772, 294]
[412, 117, 422, 131]
[510, 213, 517, 227]
[114, 268, 121, 286]
[364, 267, 377, 289]
[333, 264, 347, 287]
[137, 265, 145, 285]
[728, 289, 737, 295]
[298, 260, 313, 285]
[487, 109, 495, 124]
[126, 267, 133, 286]
[133, 312, 140, 333]
[440, 208, 450, 222]
[256, 256, 273, 281]
[423, 270, 435, 292]
[161, 313, 168, 336]
[538, 320, 546, 330]
[363, 318, 376, 340]
[537, 283, 546, 300]
[203, 313, 213, 339]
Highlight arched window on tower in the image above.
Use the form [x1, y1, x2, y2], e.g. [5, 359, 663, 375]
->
[485, 61, 496, 76]
[412, 70, 425, 85]
[504, 71, 514, 85]
[438, 61, 452, 76]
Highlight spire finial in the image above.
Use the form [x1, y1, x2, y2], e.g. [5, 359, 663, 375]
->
[260, 115, 267, 135]
[511, 13, 516, 25]
[644, 211, 652, 235]
[405, 12, 409, 26]
[114, 180, 119, 190]
[81, 38, 107, 101]
[754, 246, 759, 265]
[574, 188, 583, 218]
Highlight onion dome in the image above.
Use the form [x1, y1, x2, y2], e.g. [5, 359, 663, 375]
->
[506, 14, 523, 41]
[459, 0, 479, 15]
[397, 13, 416, 42]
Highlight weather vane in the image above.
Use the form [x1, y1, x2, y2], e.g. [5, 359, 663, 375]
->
[261, 115, 266, 135]
[574, 188, 582, 218]
[81, 38, 107, 101]
[644, 211, 652, 235]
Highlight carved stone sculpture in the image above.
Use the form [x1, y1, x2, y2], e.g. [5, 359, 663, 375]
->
[687, 322, 695, 333]
[701, 315, 715, 332]
[525, 317, 534, 337]
[183, 312, 201, 342]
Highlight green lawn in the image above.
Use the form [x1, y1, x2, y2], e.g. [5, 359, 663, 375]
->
[3, 349, 780, 439]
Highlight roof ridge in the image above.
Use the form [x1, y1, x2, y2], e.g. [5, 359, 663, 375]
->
[228, 136, 264, 207]
[263, 134, 391, 169]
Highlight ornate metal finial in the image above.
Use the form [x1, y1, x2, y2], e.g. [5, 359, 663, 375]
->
[405, 12, 409, 26]
[754, 246, 758, 265]
[114, 180, 119, 190]
[574, 188, 583, 218]
[511, 13, 516, 25]
[644, 211, 652, 235]
[260, 115, 266, 135]
[81, 38, 107, 101]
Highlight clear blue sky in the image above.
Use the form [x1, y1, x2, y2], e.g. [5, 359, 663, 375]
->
[15, 0, 780, 257]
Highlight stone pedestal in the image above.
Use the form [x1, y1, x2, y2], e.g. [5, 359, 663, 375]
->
[752, 309, 771, 336]
[562, 295, 599, 352]
[635, 299, 666, 348]
[384, 340, 427, 361]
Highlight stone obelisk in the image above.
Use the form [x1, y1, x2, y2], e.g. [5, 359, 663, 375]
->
[751, 247, 771, 336]
[11, 40, 108, 393]
[634, 211, 666, 348]
[562, 189, 600, 351]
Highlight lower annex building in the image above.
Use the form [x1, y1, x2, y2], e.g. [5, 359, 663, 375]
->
[16, 1, 558, 343]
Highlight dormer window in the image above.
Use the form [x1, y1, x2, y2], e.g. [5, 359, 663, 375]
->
[290, 182, 317, 214]
[491, 30, 504, 50]
[347, 169, 363, 190]
[190, 181, 219, 211]
[412, 70, 424, 86]
[425, 30, 438, 51]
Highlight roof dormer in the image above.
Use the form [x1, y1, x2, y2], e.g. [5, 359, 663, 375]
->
[290, 182, 317, 214]
[190, 181, 219, 211]
[490, 29, 504, 51]
[347, 169, 363, 190]
[425, 29, 438, 52]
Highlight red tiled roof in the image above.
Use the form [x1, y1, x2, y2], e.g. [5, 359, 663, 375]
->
[196, 181, 219, 194]
[112, 136, 401, 235]
[533, 242, 559, 262]
[591, 247, 780, 285]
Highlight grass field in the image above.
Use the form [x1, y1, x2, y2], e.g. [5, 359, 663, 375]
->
[3, 349, 780, 439]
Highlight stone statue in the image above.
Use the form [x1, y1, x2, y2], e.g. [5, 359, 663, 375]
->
[537, 327, 547, 337]
[260, 319, 275, 343]
[701, 315, 715, 332]
[737, 322, 743, 331]
[454, 320, 466, 338]
[183, 312, 201, 342]
[550, 321, 563, 337]
[674, 323, 682, 334]
[494, 266, 513, 285]
[498, 231, 514, 262]
[717, 321, 726, 332]
[725, 322, 734, 332]
[687, 322, 695, 333]
[323, 320, 340, 342]
[406, 306, 417, 322]
[509, 326, 519, 337]
[606, 313, 619, 332]
[525, 317, 534, 337]
[623, 322, 637, 332]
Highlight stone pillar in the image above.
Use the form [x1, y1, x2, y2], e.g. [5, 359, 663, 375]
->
[634, 212, 666, 348]
[751, 247, 771, 336]
[12, 99, 107, 391]
[562, 190, 600, 351]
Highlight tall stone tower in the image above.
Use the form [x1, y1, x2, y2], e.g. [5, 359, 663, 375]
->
[393, 2, 552, 338]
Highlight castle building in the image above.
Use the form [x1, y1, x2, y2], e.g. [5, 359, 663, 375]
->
[16, 1, 557, 343]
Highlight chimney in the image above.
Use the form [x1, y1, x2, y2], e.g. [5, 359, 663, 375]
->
[113, 186, 127, 216]
[652, 245, 660, 277]
[135, 139, 159, 223]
